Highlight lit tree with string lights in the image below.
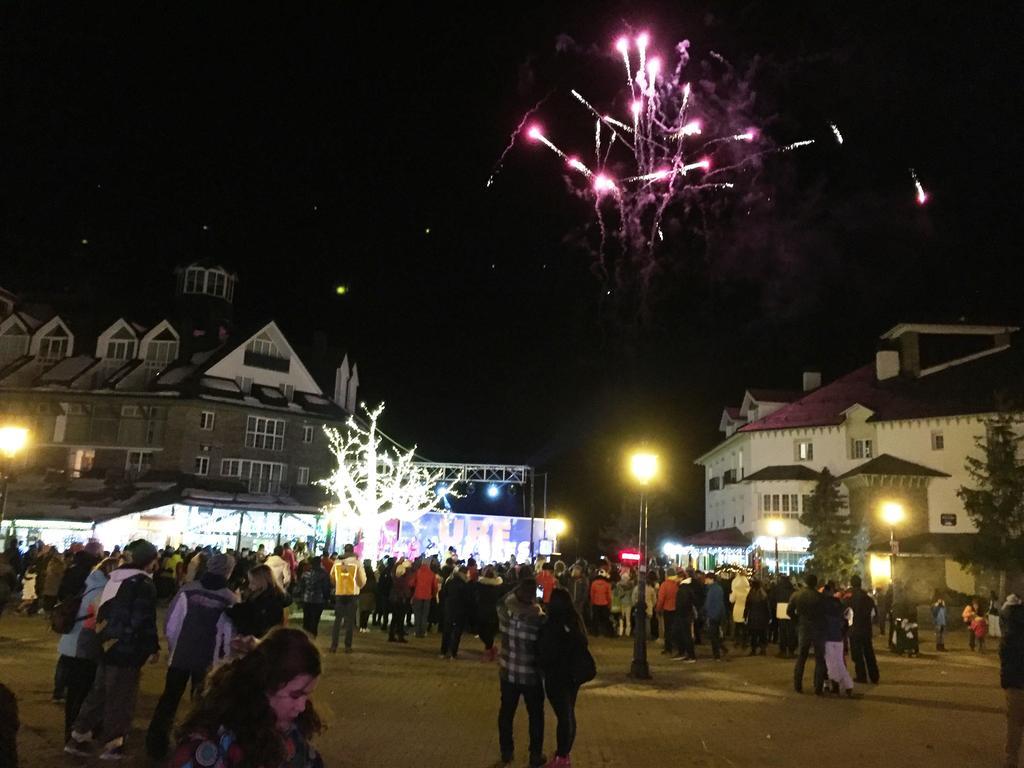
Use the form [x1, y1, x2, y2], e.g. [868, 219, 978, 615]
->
[318, 403, 455, 559]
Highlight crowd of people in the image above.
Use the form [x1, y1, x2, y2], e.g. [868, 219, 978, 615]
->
[1, 536, 1024, 767]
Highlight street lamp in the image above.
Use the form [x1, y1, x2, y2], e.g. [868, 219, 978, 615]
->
[0, 425, 29, 530]
[880, 501, 905, 625]
[628, 450, 658, 680]
[767, 518, 785, 576]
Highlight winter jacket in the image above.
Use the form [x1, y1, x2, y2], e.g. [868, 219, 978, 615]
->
[676, 578, 695, 617]
[227, 588, 291, 639]
[497, 591, 544, 686]
[359, 571, 377, 613]
[847, 588, 877, 636]
[787, 586, 825, 632]
[331, 556, 366, 597]
[475, 575, 503, 627]
[301, 566, 332, 605]
[769, 579, 795, 621]
[590, 576, 612, 607]
[58, 551, 101, 601]
[655, 578, 679, 613]
[441, 570, 473, 623]
[96, 567, 160, 667]
[412, 563, 439, 601]
[265, 555, 292, 590]
[743, 590, 771, 632]
[43, 556, 66, 598]
[536, 569, 556, 604]
[615, 579, 636, 609]
[822, 595, 847, 643]
[1000, 599, 1024, 689]
[633, 584, 657, 617]
[568, 577, 589, 613]
[729, 575, 750, 623]
[538, 617, 590, 690]
[165, 574, 237, 671]
[932, 602, 948, 627]
[58, 569, 108, 659]
[389, 568, 414, 604]
[703, 582, 726, 621]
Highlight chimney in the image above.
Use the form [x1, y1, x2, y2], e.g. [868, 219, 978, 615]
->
[802, 371, 822, 392]
[876, 349, 900, 381]
[898, 331, 921, 378]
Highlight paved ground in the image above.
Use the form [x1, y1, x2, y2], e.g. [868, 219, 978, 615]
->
[0, 611, 1008, 768]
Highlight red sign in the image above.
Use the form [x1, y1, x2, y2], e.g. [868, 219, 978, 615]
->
[619, 550, 641, 563]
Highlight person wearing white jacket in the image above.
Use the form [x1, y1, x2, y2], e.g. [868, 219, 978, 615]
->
[264, 547, 292, 591]
[730, 573, 751, 649]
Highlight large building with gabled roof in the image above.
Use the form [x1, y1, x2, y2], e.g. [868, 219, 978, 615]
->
[692, 322, 1024, 602]
[0, 263, 359, 552]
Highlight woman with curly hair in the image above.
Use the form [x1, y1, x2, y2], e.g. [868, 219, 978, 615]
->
[168, 627, 323, 768]
[227, 564, 292, 640]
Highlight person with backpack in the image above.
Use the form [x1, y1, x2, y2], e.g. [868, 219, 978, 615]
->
[539, 587, 595, 768]
[329, 543, 366, 653]
[300, 555, 332, 637]
[64, 539, 161, 761]
[145, 553, 238, 761]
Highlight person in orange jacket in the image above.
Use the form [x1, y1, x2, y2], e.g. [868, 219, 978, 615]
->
[411, 556, 439, 638]
[536, 562, 557, 604]
[590, 570, 614, 637]
[656, 567, 680, 655]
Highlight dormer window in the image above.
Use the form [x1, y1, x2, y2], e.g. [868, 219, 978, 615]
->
[38, 327, 69, 363]
[144, 328, 178, 374]
[184, 267, 205, 294]
[106, 326, 137, 360]
[248, 334, 277, 357]
[0, 322, 28, 365]
[207, 270, 226, 297]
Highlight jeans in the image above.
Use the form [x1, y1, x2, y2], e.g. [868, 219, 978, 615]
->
[546, 681, 580, 758]
[302, 603, 325, 637]
[673, 614, 695, 658]
[146, 666, 207, 759]
[440, 619, 464, 657]
[850, 632, 879, 683]
[54, 654, 71, 699]
[793, 625, 826, 694]
[778, 619, 796, 654]
[935, 625, 945, 648]
[413, 598, 432, 637]
[661, 610, 676, 653]
[63, 657, 97, 742]
[498, 679, 545, 760]
[389, 600, 409, 639]
[72, 662, 143, 748]
[331, 595, 358, 650]
[707, 618, 724, 659]
[1007, 688, 1024, 768]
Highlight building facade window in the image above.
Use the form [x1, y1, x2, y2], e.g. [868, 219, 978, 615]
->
[121, 404, 141, 417]
[207, 270, 226, 297]
[200, 411, 216, 430]
[297, 466, 310, 486]
[194, 456, 209, 476]
[245, 415, 285, 450]
[247, 335, 277, 357]
[184, 267, 205, 294]
[852, 439, 873, 459]
[795, 440, 814, 462]
[302, 425, 314, 443]
[125, 450, 154, 476]
[106, 339, 135, 360]
[220, 458, 286, 494]
[931, 431, 945, 451]
[38, 334, 69, 363]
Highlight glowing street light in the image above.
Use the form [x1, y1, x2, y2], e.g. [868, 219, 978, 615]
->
[546, 518, 567, 537]
[0, 425, 29, 528]
[880, 500, 906, 628]
[627, 449, 659, 680]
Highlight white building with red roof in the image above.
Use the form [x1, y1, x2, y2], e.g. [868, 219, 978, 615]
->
[694, 322, 1023, 599]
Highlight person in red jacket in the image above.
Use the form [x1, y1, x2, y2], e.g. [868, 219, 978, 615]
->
[590, 570, 614, 637]
[411, 557, 439, 638]
[536, 562, 557, 604]
[656, 567, 680, 656]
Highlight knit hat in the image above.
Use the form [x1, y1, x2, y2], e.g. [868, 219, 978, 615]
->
[207, 553, 234, 578]
[125, 539, 158, 569]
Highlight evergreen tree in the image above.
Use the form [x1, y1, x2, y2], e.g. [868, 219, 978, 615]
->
[799, 468, 858, 581]
[956, 411, 1024, 579]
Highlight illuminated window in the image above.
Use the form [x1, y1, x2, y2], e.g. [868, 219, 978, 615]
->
[795, 440, 814, 462]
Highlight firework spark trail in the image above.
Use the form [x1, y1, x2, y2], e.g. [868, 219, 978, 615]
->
[910, 168, 928, 204]
[485, 92, 552, 188]
[830, 122, 844, 144]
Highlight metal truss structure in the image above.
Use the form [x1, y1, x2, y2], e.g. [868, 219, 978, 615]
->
[411, 462, 533, 485]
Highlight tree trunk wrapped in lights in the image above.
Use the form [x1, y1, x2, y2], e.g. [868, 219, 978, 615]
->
[318, 403, 454, 560]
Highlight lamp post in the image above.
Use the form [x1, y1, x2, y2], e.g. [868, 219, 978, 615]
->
[628, 451, 657, 680]
[767, 518, 785, 576]
[880, 501, 905, 616]
[0, 426, 30, 531]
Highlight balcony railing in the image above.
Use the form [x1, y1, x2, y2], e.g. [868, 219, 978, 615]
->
[243, 349, 291, 373]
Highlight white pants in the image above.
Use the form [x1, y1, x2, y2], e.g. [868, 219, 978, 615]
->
[825, 641, 854, 691]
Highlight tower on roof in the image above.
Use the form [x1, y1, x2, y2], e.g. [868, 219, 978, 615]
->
[173, 263, 238, 353]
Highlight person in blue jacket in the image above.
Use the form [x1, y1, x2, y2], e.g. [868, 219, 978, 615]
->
[703, 573, 727, 660]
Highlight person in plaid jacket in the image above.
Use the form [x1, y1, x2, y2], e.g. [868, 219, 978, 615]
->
[497, 577, 547, 767]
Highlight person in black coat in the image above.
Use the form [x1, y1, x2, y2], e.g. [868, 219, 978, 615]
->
[743, 578, 771, 655]
[439, 567, 471, 659]
[227, 564, 292, 640]
[1001, 594, 1024, 768]
[847, 575, 880, 684]
[475, 566, 504, 661]
[538, 587, 591, 765]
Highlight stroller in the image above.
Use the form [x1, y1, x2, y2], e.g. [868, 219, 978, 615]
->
[891, 616, 920, 656]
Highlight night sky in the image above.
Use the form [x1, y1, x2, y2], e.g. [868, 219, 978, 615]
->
[2, 3, 1021, 549]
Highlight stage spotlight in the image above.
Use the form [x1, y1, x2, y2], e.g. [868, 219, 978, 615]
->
[486, 484, 500, 499]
